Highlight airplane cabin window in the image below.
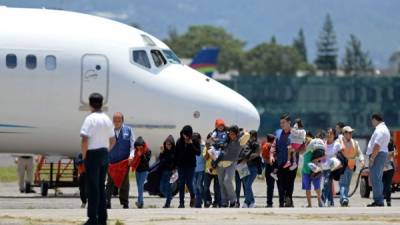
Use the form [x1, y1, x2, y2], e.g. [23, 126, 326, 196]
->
[26, 55, 37, 69]
[133, 50, 151, 69]
[162, 50, 181, 64]
[6, 54, 17, 69]
[150, 50, 167, 67]
[45, 55, 57, 71]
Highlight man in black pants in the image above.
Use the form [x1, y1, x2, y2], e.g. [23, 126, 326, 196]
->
[80, 93, 115, 225]
[270, 114, 298, 207]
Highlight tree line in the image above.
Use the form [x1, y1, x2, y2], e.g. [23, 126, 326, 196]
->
[162, 14, 374, 76]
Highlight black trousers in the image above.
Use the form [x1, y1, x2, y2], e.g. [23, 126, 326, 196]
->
[79, 172, 87, 204]
[383, 168, 394, 203]
[264, 163, 277, 206]
[204, 173, 221, 206]
[277, 165, 297, 207]
[106, 167, 130, 206]
[85, 149, 108, 224]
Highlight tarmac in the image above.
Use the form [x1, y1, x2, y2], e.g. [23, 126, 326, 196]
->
[1, 173, 400, 225]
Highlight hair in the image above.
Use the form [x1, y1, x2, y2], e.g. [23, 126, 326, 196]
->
[294, 118, 303, 129]
[192, 132, 202, 149]
[315, 130, 326, 139]
[192, 132, 202, 141]
[113, 112, 124, 121]
[336, 122, 345, 129]
[266, 134, 275, 143]
[228, 125, 239, 135]
[89, 93, 103, 110]
[327, 127, 337, 139]
[249, 130, 258, 140]
[306, 131, 314, 139]
[371, 113, 384, 122]
[280, 113, 291, 122]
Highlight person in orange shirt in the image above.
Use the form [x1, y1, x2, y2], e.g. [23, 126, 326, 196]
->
[338, 126, 365, 207]
[261, 134, 276, 207]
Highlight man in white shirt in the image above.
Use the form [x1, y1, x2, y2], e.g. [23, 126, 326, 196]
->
[366, 113, 390, 207]
[80, 93, 115, 225]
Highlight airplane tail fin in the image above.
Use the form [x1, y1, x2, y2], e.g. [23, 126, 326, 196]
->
[190, 47, 220, 77]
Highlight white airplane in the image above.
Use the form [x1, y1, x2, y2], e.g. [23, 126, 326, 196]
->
[0, 7, 260, 157]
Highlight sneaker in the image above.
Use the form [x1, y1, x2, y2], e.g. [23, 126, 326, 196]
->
[220, 204, 228, 208]
[135, 202, 143, 209]
[289, 162, 298, 171]
[229, 201, 237, 208]
[270, 172, 278, 181]
[81, 203, 86, 208]
[248, 203, 256, 208]
[367, 202, 384, 207]
[212, 202, 219, 208]
[284, 197, 294, 208]
[283, 161, 291, 169]
[341, 199, 349, 207]
[242, 203, 249, 208]
[387, 201, 392, 207]
[204, 201, 211, 208]
[123, 204, 129, 209]
[178, 204, 185, 208]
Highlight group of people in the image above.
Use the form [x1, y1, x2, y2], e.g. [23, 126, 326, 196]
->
[262, 114, 393, 208]
[78, 93, 394, 225]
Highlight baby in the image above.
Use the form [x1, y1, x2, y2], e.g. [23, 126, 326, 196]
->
[284, 118, 306, 170]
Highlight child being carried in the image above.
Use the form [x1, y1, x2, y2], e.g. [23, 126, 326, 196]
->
[284, 118, 306, 170]
[207, 119, 228, 167]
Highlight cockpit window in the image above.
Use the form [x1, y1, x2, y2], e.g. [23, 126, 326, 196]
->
[162, 49, 181, 64]
[141, 34, 156, 46]
[133, 50, 151, 69]
[150, 50, 167, 67]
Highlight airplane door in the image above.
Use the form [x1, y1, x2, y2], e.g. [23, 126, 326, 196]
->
[80, 54, 109, 105]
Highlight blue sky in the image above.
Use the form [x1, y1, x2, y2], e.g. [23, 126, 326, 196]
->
[1, 0, 399, 67]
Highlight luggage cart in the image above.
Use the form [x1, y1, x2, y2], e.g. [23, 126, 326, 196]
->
[34, 156, 79, 196]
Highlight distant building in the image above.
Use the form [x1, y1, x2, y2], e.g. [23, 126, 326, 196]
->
[388, 51, 400, 76]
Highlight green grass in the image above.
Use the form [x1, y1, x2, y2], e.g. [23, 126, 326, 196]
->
[114, 220, 125, 225]
[0, 166, 18, 182]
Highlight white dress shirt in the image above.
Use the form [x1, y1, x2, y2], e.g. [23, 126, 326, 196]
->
[80, 112, 114, 150]
[366, 122, 390, 155]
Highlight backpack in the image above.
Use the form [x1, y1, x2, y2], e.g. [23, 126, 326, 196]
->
[331, 151, 349, 181]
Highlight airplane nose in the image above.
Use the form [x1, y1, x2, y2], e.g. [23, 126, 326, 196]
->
[235, 95, 260, 131]
[159, 65, 260, 131]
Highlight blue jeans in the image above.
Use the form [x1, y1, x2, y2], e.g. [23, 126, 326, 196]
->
[339, 167, 353, 203]
[370, 152, 387, 204]
[193, 171, 205, 207]
[321, 170, 334, 206]
[160, 170, 173, 206]
[136, 171, 148, 205]
[243, 165, 258, 205]
[178, 167, 195, 205]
